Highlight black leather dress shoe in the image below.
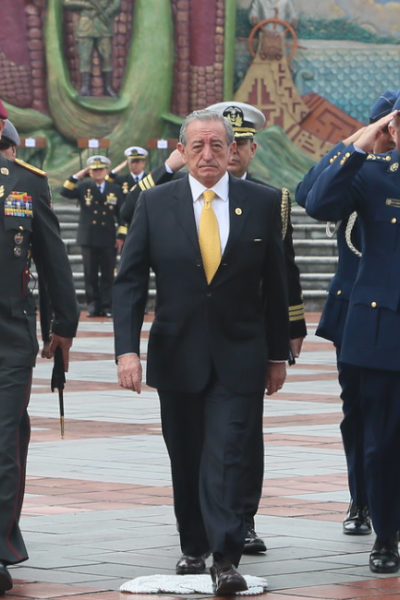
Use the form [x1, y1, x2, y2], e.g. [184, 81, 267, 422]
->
[369, 534, 400, 573]
[175, 555, 206, 575]
[243, 528, 267, 554]
[210, 559, 248, 595]
[0, 564, 13, 593]
[343, 500, 371, 535]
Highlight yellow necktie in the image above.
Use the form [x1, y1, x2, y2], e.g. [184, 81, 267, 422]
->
[199, 189, 221, 284]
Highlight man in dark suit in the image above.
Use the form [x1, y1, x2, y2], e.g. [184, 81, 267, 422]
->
[297, 90, 399, 540]
[114, 110, 289, 594]
[305, 102, 400, 574]
[61, 155, 123, 317]
[0, 99, 80, 593]
[117, 102, 305, 555]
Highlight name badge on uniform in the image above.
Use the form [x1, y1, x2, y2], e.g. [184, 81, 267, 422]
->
[4, 192, 33, 217]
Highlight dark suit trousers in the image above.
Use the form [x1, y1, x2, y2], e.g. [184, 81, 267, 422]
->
[337, 351, 366, 506]
[359, 367, 400, 541]
[81, 245, 116, 311]
[0, 366, 32, 565]
[159, 379, 264, 567]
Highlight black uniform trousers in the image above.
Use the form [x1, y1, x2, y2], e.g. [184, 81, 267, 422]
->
[358, 366, 400, 541]
[0, 366, 32, 565]
[337, 351, 366, 506]
[159, 376, 264, 567]
[81, 245, 116, 313]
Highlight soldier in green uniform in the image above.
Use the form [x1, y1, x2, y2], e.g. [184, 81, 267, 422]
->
[0, 99, 80, 594]
[63, 0, 121, 96]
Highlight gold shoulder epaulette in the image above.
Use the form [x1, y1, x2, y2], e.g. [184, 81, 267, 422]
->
[14, 158, 47, 177]
[280, 188, 290, 240]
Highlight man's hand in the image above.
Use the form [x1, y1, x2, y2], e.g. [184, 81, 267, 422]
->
[265, 362, 286, 396]
[166, 149, 186, 172]
[41, 340, 51, 359]
[118, 353, 142, 393]
[111, 159, 128, 174]
[342, 126, 367, 147]
[47, 334, 73, 372]
[355, 111, 398, 153]
[73, 166, 90, 180]
[290, 337, 304, 359]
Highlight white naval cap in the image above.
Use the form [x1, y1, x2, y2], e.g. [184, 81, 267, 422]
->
[86, 155, 111, 169]
[206, 101, 266, 138]
[124, 146, 148, 160]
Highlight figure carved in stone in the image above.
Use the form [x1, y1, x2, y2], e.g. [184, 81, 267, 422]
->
[249, 0, 298, 30]
[63, 0, 121, 97]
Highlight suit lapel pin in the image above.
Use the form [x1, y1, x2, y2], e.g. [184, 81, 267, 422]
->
[235, 208, 242, 215]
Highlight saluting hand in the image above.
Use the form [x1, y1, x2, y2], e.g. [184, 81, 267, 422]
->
[355, 111, 398, 153]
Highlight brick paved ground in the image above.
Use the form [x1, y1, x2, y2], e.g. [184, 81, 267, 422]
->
[6, 313, 400, 600]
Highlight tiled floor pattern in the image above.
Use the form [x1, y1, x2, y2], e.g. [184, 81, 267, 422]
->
[7, 313, 400, 599]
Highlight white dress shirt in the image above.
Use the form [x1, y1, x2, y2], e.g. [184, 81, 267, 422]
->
[188, 172, 230, 254]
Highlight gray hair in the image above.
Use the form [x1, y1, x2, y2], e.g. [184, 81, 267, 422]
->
[179, 110, 235, 147]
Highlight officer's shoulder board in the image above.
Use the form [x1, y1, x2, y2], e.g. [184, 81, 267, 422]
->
[14, 158, 47, 177]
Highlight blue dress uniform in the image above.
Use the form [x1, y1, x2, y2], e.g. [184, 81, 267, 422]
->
[0, 154, 79, 579]
[296, 143, 369, 527]
[306, 143, 400, 564]
[61, 166, 123, 316]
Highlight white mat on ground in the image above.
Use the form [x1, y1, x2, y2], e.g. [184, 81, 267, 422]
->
[120, 574, 268, 595]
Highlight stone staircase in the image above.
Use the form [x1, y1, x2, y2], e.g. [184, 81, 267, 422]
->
[51, 202, 337, 312]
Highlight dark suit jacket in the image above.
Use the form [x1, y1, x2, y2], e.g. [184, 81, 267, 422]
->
[0, 155, 79, 367]
[113, 174, 289, 395]
[61, 177, 123, 247]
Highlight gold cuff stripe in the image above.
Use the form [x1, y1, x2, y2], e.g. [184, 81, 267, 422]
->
[117, 226, 128, 235]
[290, 314, 306, 322]
[147, 174, 156, 188]
[289, 303, 305, 312]
[63, 179, 76, 190]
